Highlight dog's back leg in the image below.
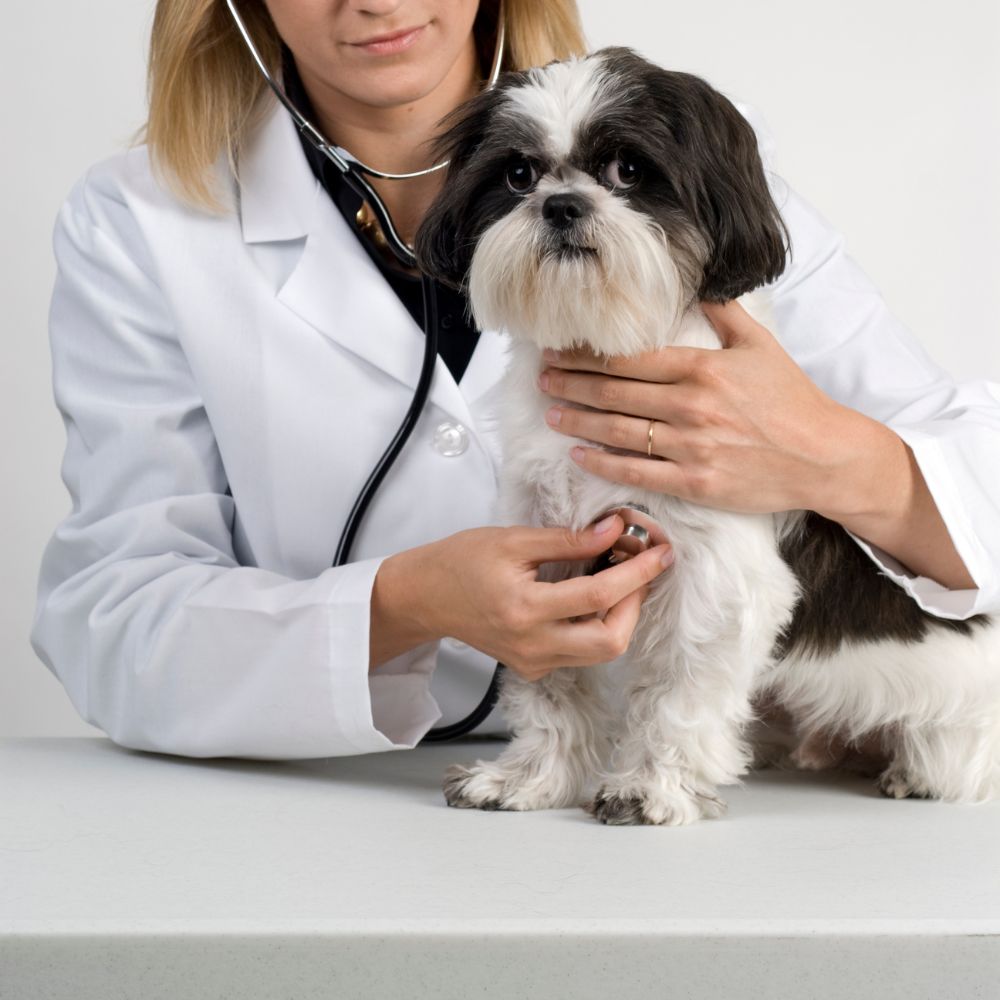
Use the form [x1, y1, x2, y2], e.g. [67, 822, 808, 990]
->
[878, 713, 1000, 802]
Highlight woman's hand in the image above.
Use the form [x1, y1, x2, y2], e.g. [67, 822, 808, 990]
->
[534, 300, 978, 591]
[537, 300, 857, 515]
[371, 515, 674, 679]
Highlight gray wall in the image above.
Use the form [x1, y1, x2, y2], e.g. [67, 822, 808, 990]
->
[5, 1, 998, 736]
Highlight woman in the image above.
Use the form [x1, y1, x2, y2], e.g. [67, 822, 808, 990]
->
[30, 0, 1000, 761]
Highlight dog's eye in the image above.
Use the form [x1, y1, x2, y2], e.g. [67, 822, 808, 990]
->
[505, 157, 538, 194]
[600, 155, 641, 191]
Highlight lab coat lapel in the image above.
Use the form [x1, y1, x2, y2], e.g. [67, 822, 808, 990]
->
[239, 99, 487, 431]
[458, 327, 511, 412]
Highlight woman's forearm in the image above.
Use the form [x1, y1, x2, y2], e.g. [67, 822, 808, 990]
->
[369, 546, 441, 672]
[815, 404, 977, 591]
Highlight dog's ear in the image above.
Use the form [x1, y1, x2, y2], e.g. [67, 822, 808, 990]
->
[414, 83, 514, 290]
[677, 76, 790, 302]
[631, 56, 790, 302]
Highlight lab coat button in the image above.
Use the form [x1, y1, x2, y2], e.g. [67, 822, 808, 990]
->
[433, 421, 469, 457]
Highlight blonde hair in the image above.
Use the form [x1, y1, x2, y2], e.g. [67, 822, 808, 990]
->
[143, 0, 588, 210]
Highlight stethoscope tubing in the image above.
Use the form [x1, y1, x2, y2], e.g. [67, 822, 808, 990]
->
[224, 0, 508, 740]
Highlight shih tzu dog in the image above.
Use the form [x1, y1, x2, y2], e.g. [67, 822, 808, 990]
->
[414, 47, 999, 824]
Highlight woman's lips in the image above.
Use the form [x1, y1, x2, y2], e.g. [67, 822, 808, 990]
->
[350, 25, 426, 56]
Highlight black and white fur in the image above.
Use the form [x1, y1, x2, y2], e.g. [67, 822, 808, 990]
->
[415, 47, 998, 824]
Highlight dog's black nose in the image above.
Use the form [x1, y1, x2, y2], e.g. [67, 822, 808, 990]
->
[543, 193, 590, 230]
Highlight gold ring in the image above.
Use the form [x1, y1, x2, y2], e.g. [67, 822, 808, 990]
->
[647, 419, 655, 458]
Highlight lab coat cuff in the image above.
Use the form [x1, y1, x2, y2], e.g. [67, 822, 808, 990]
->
[843, 426, 991, 620]
[366, 640, 444, 750]
[325, 556, 443, 754]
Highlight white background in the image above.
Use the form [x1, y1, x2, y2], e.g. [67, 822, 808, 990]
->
[4, 1, 998, 736]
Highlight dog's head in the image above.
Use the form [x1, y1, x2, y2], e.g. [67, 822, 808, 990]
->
[415, 47, 789, 354]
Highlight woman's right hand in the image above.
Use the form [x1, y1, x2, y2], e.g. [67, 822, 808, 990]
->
[372, 514, 674, 680]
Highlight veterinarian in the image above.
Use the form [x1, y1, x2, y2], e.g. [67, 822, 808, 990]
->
[31, 0, 1000, 760]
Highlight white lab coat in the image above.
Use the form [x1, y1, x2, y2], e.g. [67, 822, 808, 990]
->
[30, 95, 1000, 761]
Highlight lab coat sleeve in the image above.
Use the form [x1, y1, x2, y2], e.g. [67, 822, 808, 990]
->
[737, 103, 1000, 620]
[30, 179, 444, 760]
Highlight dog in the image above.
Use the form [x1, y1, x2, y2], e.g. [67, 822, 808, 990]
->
[414, 46, 999, 824]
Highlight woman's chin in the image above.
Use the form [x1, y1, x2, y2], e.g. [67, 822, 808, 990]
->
[330, 65, 456, 112]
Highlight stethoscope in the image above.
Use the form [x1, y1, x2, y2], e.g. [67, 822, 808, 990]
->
[226, 1, 662, 743]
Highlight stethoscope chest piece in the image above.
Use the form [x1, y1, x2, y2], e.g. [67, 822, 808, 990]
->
[588, 503, 670, 574]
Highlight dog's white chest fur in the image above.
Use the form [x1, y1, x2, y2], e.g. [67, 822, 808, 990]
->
[492, 292, 773, 535]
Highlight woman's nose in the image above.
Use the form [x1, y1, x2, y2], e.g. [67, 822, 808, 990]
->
[347, 0, 408, 16]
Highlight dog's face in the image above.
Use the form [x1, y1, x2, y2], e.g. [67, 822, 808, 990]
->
[415, 47, 789, 355]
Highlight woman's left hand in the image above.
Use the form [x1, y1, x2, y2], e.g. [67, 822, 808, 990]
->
[538, 300, 859, 515]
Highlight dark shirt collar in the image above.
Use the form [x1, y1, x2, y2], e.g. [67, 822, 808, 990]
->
[278, 50, 482, 384]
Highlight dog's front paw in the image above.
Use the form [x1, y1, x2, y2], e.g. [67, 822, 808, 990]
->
[442, 762, 508, 810]
[585, 783, 726, 827]
[442, 760, 579, 811]
[876, 766, 932, 800]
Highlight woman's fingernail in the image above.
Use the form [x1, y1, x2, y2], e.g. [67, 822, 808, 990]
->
[538, 371, 550, 391]
[543, 348, 560, 362]
[570, 447, 586, 463]
[660, 546, 675, 568]
[594, 513, 619, 534]
[545, 406, 561, 426]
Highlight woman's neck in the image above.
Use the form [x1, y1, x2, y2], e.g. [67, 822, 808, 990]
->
[296, 41, 481, 250]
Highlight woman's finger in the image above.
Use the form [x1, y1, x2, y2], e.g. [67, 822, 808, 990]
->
[506, 514, 627, 565]
[545, 405, 680, 460]
[539, 367, 668, 416]
[591, 581, 646, 635]
[538, 585, 648, 666]
[505, 584, 648, 677]
[541, 345, 705, 383]
[531, 543, 673, 620]
[569, 445, 703, 502]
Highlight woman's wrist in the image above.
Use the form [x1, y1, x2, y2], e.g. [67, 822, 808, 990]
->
[810, 403, 976, 591]
[810, 402, 912, 527]
[369, 543, 444, 673]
